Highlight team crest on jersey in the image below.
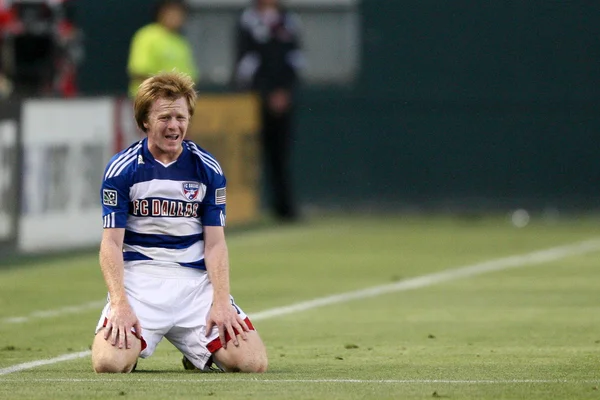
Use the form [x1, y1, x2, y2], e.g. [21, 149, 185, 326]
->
[182, 182, 201, 201]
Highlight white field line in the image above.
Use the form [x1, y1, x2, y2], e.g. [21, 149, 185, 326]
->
[1, 301, 105, 324]
[1, 238, 599, 377]
[250, 238, 600, 321]
[0, 378, 599, 384]
[0, 351, 91, 376]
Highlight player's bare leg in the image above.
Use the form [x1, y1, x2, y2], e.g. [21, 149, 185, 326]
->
[91, 328, 141, 373]
[212, 330, 268, 373]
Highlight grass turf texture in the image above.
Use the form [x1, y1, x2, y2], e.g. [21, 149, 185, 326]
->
[0, 215, 599, 399]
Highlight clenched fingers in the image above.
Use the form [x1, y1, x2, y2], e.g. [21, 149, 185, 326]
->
[118, 325, 127, 349]
[110, 325, 118, 346]
[218, 324, 227, 349]
[236, 316, 250, 340]
[226, 323, 239, 347]
[103, 322, 112, 340]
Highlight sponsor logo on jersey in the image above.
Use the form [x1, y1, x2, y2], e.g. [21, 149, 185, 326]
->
[183, 182, 201, 201]
[103, 189, 118, 206]
[131, 199, 199, 218]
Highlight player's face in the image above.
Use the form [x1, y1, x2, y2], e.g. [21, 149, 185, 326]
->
[257, 0, 279, 8]
[160, 6, 186, 31]
[144, 96, 189, 163]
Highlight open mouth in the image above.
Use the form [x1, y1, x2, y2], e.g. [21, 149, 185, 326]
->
[165, 134, 179, 141]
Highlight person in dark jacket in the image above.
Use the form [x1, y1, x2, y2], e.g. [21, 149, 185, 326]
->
[233, 0, 305, 221]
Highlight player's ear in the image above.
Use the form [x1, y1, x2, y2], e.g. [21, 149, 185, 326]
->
[143, 121, 149, 130]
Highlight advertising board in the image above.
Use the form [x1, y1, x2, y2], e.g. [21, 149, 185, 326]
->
[18, 99, 113, 252]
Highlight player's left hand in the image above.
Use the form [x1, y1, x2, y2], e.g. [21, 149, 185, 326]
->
[205, 301, 249, 349]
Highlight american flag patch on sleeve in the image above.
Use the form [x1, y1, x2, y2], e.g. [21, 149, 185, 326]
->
[215, 188, 226, 205]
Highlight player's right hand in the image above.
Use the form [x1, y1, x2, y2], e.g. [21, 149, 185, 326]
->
[104, 302, 141, 350]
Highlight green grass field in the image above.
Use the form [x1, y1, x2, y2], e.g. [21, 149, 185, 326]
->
[0, 214, 599, 399]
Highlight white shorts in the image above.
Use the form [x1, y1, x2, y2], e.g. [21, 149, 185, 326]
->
[95, 262, 252, 370]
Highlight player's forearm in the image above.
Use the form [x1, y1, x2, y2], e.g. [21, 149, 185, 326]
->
[205, 241, 231, 305]
[99, 238, 128, 306]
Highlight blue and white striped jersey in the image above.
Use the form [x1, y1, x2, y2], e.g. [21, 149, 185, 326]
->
[100, 138, 226, 271]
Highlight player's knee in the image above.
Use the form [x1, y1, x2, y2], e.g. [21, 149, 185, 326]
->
[92, 357, 133, 373]
[236, 351, 267, 373]
[212, 331, 267, 373]
[92, 352, 135, 373]
[91, 335, 138, 373]
[227, 346, 268, 373]
[92, 348, 137, 373]
[247, 352, 268, 373]
[220, 353, 267, 373]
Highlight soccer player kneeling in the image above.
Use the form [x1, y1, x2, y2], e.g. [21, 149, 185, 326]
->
[91, 71, 267, 373]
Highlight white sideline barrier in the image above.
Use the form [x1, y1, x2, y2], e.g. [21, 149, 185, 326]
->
[0, 120, 17, 241]
[18, 99, 114, 252]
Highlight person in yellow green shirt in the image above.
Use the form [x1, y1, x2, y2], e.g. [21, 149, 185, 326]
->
[127, 0, 198, 97]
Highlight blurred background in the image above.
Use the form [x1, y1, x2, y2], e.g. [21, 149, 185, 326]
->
[0, 0, 599, 255]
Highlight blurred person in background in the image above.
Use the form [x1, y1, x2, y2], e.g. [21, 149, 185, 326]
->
[0, 0, 14, 98]
[233, 0, 305, 222]
[127, 0, 198, 98]
[0, 0, 82, 98]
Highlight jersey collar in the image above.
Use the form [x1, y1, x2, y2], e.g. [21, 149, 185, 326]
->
[142, 137, 191, 168]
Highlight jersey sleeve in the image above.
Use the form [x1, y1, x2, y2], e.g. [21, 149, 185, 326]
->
[101, 175, 130, 229]
[202, 173, 227, 227]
